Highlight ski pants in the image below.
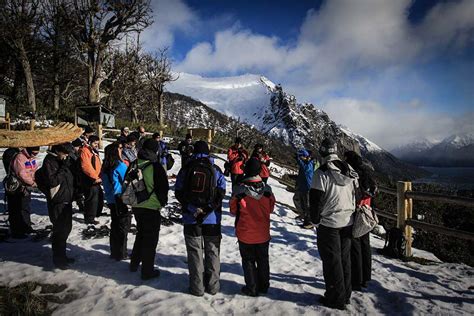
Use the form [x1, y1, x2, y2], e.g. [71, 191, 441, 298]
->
[239, 240, 270, 295]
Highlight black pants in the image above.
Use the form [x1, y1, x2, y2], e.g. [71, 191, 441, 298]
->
[7, 190, 32, 236]
[47, 202, 72, 265]
[110, 198, 131, 260]
[131, 208, 161, 277]
[317, 225, 352, 307]
[238, 240, 270, 294]
[351, 232, 372, 288]
[83, 184, 104, 223]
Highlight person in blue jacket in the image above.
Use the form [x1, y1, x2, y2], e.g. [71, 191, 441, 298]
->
[153, 133, 169, 171]
[175, 140, 226, 296]
[294, 148, 317, 229]
[102, 142, 131, 261]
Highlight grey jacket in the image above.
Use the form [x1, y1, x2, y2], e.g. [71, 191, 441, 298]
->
[311, 154, 358, 228]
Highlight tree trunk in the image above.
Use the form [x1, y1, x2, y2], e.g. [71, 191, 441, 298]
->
[12, 61, 23, 112]
[158, 90, 164, 127]
[53, 72, 60, 111]
[18, 42, 36, 113]
[132, 108, 138, 123]
[87, 49, 104, 104]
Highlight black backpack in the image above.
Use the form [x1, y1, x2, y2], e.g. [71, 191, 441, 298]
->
[120, 160, 152, 206]
[183, 158, 216, 207]
[2, 148, 19, 171]
[380, 227, 406, 259]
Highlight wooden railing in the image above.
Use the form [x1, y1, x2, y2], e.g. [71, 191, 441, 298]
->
[378, 182, 474, 257]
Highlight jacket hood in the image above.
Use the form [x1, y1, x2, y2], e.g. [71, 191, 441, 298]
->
[238, 178, 267, 201]
[325, 154, 359, 186]
[137, 148, 158, 163]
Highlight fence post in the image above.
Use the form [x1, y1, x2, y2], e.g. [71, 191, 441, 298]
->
[397, 181, 413, 257]
[97, 124, 103, 149]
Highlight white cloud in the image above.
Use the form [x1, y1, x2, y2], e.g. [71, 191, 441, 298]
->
[322, 98, 474, 149]
[176, 27, 287, 74]
[141, 0, 198, 51]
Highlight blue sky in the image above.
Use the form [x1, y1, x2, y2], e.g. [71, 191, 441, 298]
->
[141, 0, 474, 148]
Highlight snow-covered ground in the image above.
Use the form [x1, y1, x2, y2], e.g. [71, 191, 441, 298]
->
[1, 152, 473, 315]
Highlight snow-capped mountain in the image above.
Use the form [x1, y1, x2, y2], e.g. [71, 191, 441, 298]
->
[168, 73, 426, 179]
[392, 133, 474, 167]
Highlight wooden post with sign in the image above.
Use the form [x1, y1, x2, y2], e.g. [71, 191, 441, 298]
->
[188, 128, 216, 144]
[97, 123, 103, 149]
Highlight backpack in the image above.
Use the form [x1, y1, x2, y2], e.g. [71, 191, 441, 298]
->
[120, 160, 152, 206]
[183, 158, 216, 207]
[223, 161, 231, 177]
[166, 153, 175, 170]
[2, 148, 19, 171]
[380, 227, 406, 259]
[3, 151, 22, 193]
[352, 204, 379, 238]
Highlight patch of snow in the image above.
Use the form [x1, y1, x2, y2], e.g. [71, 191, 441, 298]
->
[340, 126, 384, 153]
[1, 150, 473, 314]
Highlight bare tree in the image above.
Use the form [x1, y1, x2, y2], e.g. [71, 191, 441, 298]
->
[0, 0, 41, 113]
[63, 0, 152, 105]
[144, 48, 178, 126]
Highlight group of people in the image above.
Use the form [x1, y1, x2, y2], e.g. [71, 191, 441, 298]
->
[3, 127, 376, 310]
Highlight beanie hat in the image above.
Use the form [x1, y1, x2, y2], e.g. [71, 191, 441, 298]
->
[26, 146, 40, 155]
[193, 140, 210, 155]
[142, 139, 160, 153]
[298, 148, 310, 157]
[88, 135, 99, 143]
[319, 138, 337, 157]
[254, 143, 263, 150]
[51, 144, 69, 154]
[83, 126, 94, 134]
[185, 133, 192, 140]
[244, 158, 261, 177]
[71, 138, 83, 147]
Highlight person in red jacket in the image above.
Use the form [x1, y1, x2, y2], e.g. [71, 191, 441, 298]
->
[251, 143, 271, 183]
[227, 137, 249, 188]
[230, 158, 276, 297]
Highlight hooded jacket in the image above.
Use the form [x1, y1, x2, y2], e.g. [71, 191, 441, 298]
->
[230, 176, 276, 244]
[175, 153, 226, 225]
[101, 161, 128, 205]
[310, 154, 358, 228]
[39, 152, 74, 204]
[227, 145, 249, 175]
[296, 156, 315, 192]
[133, 148, 169, 211]
[12, 149, 38, 187]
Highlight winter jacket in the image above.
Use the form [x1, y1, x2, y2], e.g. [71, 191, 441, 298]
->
[175, 153, 226, 225]
[133, 148, 169, 211]
[12, 149, 38, 186]
[227, 145, 249, 175]
[79, 145, 102, 182]
[102, 161, 128, 205]
[39, 153, 74, 204]
[310, 154, 358, 228]
[296, 156, 315, 192]
[230, 177, 275, 244]
[251, 151, 271, 179]
[122, 147, 137, 164]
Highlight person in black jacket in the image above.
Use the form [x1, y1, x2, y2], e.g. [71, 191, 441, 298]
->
[177, 134, 194, 167]
[344, 151, 377, 290]
[129, 139, 169, 280]
[39, 144, 75, 270]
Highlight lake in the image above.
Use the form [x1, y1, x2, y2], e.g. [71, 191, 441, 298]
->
[414, 167, 474, 189]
